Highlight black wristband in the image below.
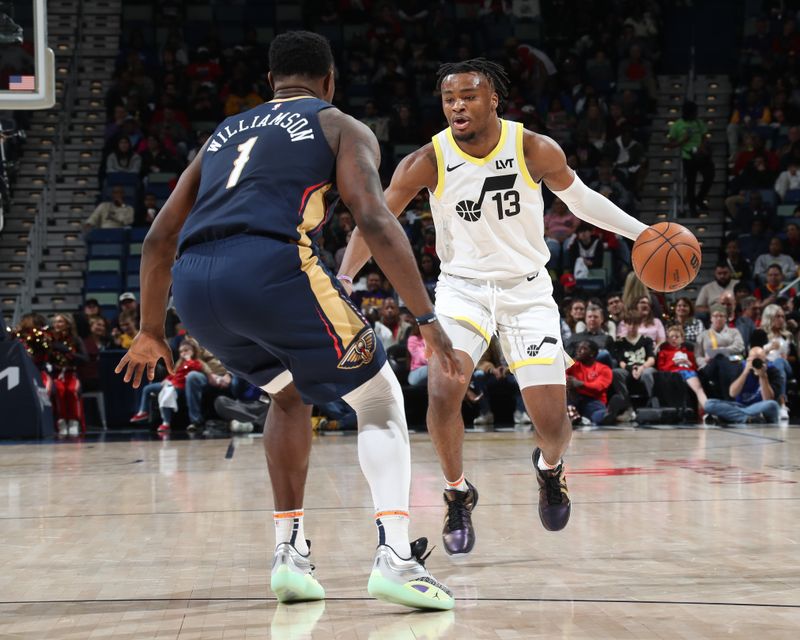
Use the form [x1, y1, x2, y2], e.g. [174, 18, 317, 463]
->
[415, 312, 438, 326]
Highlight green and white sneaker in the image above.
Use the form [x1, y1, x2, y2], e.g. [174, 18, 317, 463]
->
[367, 538, 454, 610]
[270, 540, 325, 603]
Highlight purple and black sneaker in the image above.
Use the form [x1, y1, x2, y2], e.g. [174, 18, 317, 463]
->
[532, 447, 571, 531]
[442, 480, 478, 555]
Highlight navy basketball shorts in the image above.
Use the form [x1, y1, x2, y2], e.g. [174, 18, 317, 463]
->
[171, 235, 386, 404]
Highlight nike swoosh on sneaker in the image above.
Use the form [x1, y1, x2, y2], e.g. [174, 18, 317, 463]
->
[446, 162, 466, 172]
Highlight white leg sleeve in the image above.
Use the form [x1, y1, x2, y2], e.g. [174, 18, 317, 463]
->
[342, 362, 410, 513]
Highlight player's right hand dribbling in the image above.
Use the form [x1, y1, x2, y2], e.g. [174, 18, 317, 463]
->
[420, 323, 465, 383]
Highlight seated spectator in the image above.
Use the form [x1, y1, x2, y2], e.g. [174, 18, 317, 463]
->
[704, 346, 781, 424]
[605, 291, 624, 337]
[419, 253, 439, 302]
[589, 160, 634, 212]
[469, 338, 530, 426]
[719, 290, 738, 326]
[374, 298, 410, 350]
[774, 161, 800, 201]
[669, 296, 704, 345]
[760, 304, 796, 421]
[568, 222, 604, 279]
[695, 263, 738, 315]
[612, 124, 647, 197]
[694, 304, 745, 368]
[130, 339, 212, 433]
[736, 154, 778, 192]
[611, 311, 656, 405]
[405, 319, 428, 387]
[563, 298, 587, 335]
[215, 391, 270, 434]
[84, 185, 134, 230]
[351, 271, 391, 319]
[137, 192, 161, 226]
[223, 79, 263, 116]
[106, 135, 141, 175]
[139, 134, 180, 175]
[656, 325, 708, 413]
[622, 271, 663, 318]
[753, 238, 797, 284]
[316, 399, 357, 431]
[566, 303, 614, 366]
[736, 296, 759, 350]
[360, 100, 390, 143]
[50, 313, 89, 436]
[566, 341, 626, 425]
[77, 315, 112, 393]
[184, 338, 234, 432]
[617, 296, 665, 347]
[733, 280, 754, 304]
[719, 237, 752, 284]
[754, 264, 798, 306]
[737, 215, 773, 262]
[112, 310, 138, 350]
[543, 198, 579, 271]
[784, 222, 800, 262]
[75, 298, 101, 339]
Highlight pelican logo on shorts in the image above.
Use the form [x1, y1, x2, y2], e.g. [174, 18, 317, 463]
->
[338, 327, 377, 370]
[526, 336, 558, 357]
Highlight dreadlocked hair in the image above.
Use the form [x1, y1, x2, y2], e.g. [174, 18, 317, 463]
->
[436, 58, 510, 112]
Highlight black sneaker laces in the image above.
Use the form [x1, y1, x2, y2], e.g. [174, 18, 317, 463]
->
[543, 469, 565, 505]
[446, 493, 471, 532]
[409, 537, 432, 566]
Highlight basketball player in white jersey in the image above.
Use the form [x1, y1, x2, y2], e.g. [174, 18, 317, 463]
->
[338, 59, 649, 555]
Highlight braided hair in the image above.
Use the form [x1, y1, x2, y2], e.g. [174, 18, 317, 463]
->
[436, 58, 510, 112]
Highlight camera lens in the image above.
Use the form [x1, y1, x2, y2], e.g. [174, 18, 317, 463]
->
[752, 358, 763, 369]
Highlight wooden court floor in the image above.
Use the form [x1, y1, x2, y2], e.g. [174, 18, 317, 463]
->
[1, 423, 799, 639]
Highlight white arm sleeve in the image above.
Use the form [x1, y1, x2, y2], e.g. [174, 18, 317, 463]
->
[552, 175, 648, 242]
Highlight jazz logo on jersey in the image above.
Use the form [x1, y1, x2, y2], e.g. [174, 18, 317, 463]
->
[456, 174, 519, 222]
[526, 336, 558, 357]
[338, 327, 377, 370]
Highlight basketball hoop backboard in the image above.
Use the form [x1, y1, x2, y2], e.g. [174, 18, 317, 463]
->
[0, 0, 55, 109]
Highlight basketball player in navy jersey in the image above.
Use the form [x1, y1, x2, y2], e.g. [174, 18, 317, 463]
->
[338, 59, 649, 555]
[115, 32, 463, 610]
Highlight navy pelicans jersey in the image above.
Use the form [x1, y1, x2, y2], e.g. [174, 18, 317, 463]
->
[179, 96, 338, 253]
[428, 119, 549, 280]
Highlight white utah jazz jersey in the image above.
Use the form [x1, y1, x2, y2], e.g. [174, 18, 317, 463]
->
[428, 119, 548, 280]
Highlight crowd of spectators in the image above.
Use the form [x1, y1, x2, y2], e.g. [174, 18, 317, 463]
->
[5, 3, 800, 432]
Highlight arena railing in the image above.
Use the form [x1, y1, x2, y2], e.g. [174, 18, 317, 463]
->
[11, 0, 84, 327]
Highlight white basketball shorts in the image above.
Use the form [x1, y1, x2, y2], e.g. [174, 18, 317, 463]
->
[434, 270, 572, 388]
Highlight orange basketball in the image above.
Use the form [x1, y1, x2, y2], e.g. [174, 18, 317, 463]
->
[631, 222, 701, 292]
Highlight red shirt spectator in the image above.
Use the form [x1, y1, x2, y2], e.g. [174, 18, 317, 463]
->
[566, 358, 612, 403]
[167, 358, 204, 390]
[656, 342, 699, 373]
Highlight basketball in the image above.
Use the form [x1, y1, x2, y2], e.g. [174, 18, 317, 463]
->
[631, 222, 702, 292]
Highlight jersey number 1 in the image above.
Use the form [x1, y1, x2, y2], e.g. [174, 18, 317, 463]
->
[226, 136, 258, 189]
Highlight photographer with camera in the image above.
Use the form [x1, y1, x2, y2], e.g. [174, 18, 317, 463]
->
[703, 344, 781, 425]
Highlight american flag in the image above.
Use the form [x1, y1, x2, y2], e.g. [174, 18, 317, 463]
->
[9, 75, 35, 91]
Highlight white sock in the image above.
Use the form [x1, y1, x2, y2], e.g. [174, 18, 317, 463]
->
[343, 363, 412, 559]
[444, 474, 468, 493]
[274, 510, 308, 555]
[537, 453, 561, 471]
[375, 511, 411, 557]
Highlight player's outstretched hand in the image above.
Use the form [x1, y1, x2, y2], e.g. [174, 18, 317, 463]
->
[420, 322, 465, 383]
[114, 331, 175, 388]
